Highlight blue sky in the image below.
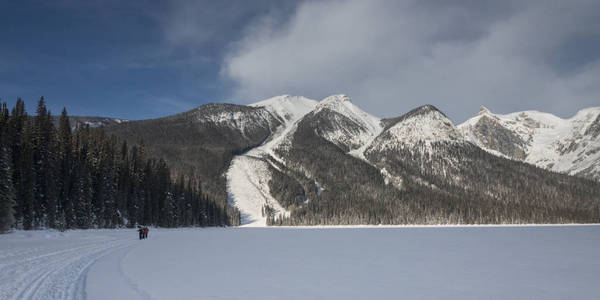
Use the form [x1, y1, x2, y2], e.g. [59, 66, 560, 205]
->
[1, 1, 599, 122]
[0, 0, 297, 119]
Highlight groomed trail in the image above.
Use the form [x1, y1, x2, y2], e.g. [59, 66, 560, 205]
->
[0, 230, 139, 300]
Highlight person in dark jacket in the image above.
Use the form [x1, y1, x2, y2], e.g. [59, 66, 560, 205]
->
[137, 226, 144, 240]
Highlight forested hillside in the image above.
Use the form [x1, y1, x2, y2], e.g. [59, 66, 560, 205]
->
[4, 95, 597, 229]
[103, 103, 280, 206]
[266, 103, 600, 225]
[0, 98, 237, 232]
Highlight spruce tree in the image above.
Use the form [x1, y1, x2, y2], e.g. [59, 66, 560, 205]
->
[19, 119, 35, 229]
[72, 127, 93, 229]
[57, 108, 74, 228]
[1, 97, 232, 230]
[33, 97, 58, 228]
[7, 98, 27, 226]
[0, 144, 16, 232]
[0, 102, 16, 232]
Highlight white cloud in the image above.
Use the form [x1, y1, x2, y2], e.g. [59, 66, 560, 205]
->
[223, 0, 600, 122]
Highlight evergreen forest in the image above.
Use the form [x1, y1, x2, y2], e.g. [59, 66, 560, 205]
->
[0, 98, 239, 232]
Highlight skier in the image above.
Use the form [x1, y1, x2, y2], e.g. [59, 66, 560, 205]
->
[137, 226, 144, 240]
[143, 227, 149, 239]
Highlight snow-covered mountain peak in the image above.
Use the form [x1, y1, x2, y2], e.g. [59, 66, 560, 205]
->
[249, 95, 318, 124]
[459, 105, 600, 181]
[314, 94, 381, 134]
[320, 94, 352, 104]
[478, 105, 491, 116]
[573, 106, 600, 118]
[572, 107, 600, 130]
[302, 95, 383, 152]
[404, 104, 445, 118]
[583, 109, 600, 138]
[387, 105, 462, 144]
[316, 95, 359, 116]
[366, 105, 463, 156]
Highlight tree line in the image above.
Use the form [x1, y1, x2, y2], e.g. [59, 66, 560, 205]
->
[0, 97, 239, 232]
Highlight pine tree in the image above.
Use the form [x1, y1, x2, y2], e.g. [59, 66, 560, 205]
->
[7, 98, 27, 227]
[73, 126, 93, 228]
[57, 108, 74, 228]
[0, 144, 16, 232]
[117, 140, 131, 227]
[1, 97, 232, 230]
[0, 102, 16, 232]
[151, 158, 170, 227]
[19, 119, 35, 230]
[100, 139, 118, 228]
[33, 97, 58, 228]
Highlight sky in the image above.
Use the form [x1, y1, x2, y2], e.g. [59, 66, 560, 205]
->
[1, 0, 599, 123]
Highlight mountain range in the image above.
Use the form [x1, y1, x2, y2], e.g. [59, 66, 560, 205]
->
[51, 115, 127, 130]
[102, 95, 600, 226]
[459, 106, 600, 181]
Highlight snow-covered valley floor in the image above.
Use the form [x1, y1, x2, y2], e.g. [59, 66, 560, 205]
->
[1, 226, 599, 299]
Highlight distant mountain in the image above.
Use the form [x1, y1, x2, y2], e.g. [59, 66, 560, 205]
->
[249, 96, 599, 225]
[52, 116, 127, 130]
[102, 96, 600, 226]
[458, 106, 600, 181]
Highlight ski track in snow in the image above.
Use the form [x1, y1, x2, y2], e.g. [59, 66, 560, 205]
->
[2, 226, 600, 299]
[0, 230, 137, 300]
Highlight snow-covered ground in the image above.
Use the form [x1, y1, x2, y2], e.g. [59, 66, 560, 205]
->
[1, 226, 599, 299]
[226, 155, 289, 226]
[0, 229, 136, 300]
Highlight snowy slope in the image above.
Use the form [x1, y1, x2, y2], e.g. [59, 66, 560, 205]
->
[368, 105, 463, 153]
[226, 96, 600, 225]
[226, 94, 386, 226]
[226, 155, 290, 227]
[250, 95, 318, 124]
[363, 105, 465, 189]
[249, 95, 318, 160]
[458, 106, 600, 180]
[226, 96, 317, 226]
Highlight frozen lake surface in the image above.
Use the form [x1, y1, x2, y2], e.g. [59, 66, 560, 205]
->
[1, 226, 599, 299]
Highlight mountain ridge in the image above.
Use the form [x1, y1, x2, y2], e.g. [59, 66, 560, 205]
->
[100, 95, 600, 226]
[458, 106, 600, 181]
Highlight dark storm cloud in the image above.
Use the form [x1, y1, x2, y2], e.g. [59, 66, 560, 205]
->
[222, 0, 600, 122]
